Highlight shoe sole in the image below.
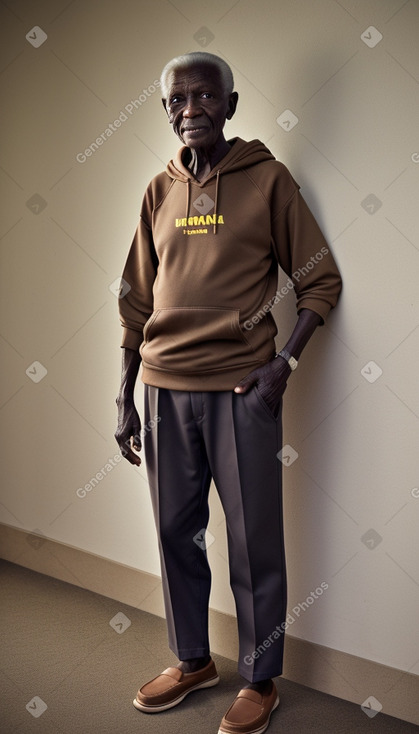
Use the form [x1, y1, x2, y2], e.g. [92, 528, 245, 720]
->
[133, 674, 220, 713]
[218, 695, 280, 734]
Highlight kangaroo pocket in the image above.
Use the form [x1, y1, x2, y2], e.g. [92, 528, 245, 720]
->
[140, 306, 264, 374]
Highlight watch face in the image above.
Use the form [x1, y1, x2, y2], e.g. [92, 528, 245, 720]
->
[289, 356, 298, 370]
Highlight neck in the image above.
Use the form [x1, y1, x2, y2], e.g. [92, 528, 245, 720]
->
[188, 138, 231, 180]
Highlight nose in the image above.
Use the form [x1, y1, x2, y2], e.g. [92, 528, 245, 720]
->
[183, 95, 202, 118]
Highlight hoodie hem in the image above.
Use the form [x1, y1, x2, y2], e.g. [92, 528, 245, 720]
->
[141, 362, 271, 392]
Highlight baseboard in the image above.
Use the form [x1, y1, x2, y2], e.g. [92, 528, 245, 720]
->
[0, 522, 417, 725]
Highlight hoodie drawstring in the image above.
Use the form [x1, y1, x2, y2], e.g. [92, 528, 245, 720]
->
[186, 178, 190, 221]
[213, 170, 220, 235]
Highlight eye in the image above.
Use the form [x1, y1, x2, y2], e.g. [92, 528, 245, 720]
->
[201, 92, 213, 99]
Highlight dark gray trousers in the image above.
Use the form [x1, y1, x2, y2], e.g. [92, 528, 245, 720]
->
[143, 385, 287, 682]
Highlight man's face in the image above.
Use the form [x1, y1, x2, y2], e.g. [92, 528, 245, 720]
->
[163, 63, 237, 150]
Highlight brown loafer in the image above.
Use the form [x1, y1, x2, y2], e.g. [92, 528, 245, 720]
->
[218, 682, 279, 734]
[133, 658, 220, 712]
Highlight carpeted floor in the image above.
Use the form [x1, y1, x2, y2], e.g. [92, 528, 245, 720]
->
[0, 559, 417, 734]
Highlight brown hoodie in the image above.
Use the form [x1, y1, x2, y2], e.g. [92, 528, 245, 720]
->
[119, 137, 342, 390]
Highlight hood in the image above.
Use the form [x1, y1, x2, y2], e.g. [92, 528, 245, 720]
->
[165, 138, 275, 233]
[166, 137, 275, 182]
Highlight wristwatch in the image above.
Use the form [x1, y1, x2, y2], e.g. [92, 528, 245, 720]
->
[276, 349, 298, 371]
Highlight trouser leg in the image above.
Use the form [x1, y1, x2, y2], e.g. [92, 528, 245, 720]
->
[143, 385, 212, 660]
[201, 388, 287, 682]
[143, 385, 286, 681]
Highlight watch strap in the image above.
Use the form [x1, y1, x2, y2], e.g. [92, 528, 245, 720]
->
[276, 349, 298, 370]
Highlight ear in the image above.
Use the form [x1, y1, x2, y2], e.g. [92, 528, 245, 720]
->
[226, 91, 239, 120]
[161, 98, 168, 115]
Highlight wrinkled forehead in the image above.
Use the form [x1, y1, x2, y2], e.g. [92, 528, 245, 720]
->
[165, 62, 224, 96]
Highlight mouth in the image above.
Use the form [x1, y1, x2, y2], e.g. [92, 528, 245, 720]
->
[182, 127, 208, 134]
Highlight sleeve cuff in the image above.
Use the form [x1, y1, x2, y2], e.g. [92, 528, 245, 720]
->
[120, 327, 143, 351]
[296, 299, 333, 324]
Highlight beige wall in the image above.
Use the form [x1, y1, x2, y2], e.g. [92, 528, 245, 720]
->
[1, 0, 418, 689]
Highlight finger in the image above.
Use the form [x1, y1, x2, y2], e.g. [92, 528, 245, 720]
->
[115, 435, 141, 463]
[131, 436, 142, 452]
[234, 373, 259, 393]
[119, 441, 142, 465]
[123, 436, 141, 454]
[124, 448, 142, 466]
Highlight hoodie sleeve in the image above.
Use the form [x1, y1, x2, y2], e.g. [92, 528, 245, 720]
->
[271, 184, 342, 323]
[119, 189, 158, 351]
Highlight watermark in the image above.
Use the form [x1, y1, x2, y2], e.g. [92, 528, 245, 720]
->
[76, 452, 123, 498]
[193, 528, 215, 550]
[361, 26, 383, 49]
[411, 487, 419, 499]
[76, 415, 160, 497]
[26, 26, 47, 48]
[361, 528, 383, 550]
[361, 360, 382, 383]
[277, 444, 299, 466]
[109, 612, 131, 634]
[277, 109, 299, 132]
[26, 529, 47, 550]
[76, 80, 160, 163]
[26, 696, 47, 718]
[244, 582, 328, 665]
[361, 695, 382, 718]
[26, 193, 47, 214]
[26, 360, 48, 383]
[361, 194, 382, 215]
[109, 276, 131, 299]
[243, 246, 330, 331]
[193, 26, 215, 47]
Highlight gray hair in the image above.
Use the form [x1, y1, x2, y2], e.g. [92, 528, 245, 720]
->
[160, 51, 234, 99]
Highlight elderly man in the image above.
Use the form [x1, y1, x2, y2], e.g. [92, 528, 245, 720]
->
[115, 51, 342, 734]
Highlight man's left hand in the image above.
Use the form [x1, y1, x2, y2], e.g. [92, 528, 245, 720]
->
[234, 356, 291, 418]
